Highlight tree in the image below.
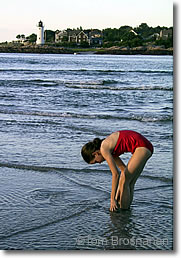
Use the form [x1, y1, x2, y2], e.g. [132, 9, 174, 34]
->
[26, 33, 37, 43]
[155, 37, 173, 48]
[103, 28, 122, 42]
[134, 23, 151, 38]
[45, 30, 55, 43]
[120, 30, 143, 47]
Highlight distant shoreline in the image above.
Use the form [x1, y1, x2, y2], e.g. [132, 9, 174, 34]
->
[0, 45, 173, 55]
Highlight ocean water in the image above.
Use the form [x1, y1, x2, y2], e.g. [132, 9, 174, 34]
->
[0, 53, 173, 250]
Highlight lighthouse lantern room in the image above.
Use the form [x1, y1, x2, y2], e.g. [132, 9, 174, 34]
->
[36, 20, 44, 45]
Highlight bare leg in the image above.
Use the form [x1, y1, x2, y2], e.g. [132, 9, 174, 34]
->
[118, 147, 152, 209]
[119, 172, 131, 209]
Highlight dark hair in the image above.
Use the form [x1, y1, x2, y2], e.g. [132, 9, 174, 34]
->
[81, 138, 104, 164]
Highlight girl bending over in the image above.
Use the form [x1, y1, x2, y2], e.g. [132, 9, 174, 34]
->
[81, 130, 153, 211]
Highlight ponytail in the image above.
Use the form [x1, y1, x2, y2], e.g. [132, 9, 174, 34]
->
[81, 137, 104, 164]
[92, 138, 102, 150]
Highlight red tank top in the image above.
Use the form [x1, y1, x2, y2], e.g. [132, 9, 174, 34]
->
[112, 130, 153, 157]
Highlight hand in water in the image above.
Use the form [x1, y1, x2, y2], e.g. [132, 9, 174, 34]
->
[110, 199, 118, 212]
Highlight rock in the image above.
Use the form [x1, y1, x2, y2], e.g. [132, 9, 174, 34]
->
[0, 44, 173, 55]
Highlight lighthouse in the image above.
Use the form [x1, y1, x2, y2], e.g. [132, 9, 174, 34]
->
[36, 20, 44, 45]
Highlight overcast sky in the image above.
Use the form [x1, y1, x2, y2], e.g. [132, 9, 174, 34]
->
[0, 0, 173, 42]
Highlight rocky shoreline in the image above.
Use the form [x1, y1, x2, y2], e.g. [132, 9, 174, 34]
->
[0, 45, 173, 55]
[96, 46, 173, 55]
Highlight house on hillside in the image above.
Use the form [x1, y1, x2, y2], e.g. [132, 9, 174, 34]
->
[130, 29, 138, 36]
[68, 30, 89, 44]
[68, 30, 78, 43]
[55, 29, 103, 46]
[160, 29, 173, 40]
[147, 33, 160, 41]
[55, 30, 68, 43]
[89, 29, 103, 46]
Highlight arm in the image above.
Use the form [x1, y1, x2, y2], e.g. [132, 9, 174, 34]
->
[113, 156, 126, 173]
[101, 148, 120, 211]
[113, 157, 126, 201]
[109, 157, 120, 201]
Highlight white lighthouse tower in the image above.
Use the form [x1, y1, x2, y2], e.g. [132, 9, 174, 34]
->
[36, 20, 44, 45]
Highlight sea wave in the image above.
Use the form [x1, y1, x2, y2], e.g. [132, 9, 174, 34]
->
[0, 162, 173, 184]
[0, 109, 173, 123]
[0, 68, 173, 75]
[65, 80, 117, 86]
[0, 78, 173, 91]
[0, 79, 60, 88]
[65, 84, 173, 91]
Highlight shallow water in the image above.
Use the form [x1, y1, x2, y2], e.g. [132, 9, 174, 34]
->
[0, 53, 173, 250]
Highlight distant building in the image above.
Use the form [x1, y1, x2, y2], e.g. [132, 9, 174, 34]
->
[89, 30, 103, 46]
[160, 29, 173, 40]
[76, 31, 89, 44]
[55, 30, 68, 43]
[55, 29, 103, 46]
[36, 20, 44, 45]
[67, 30, 78, 43]
[55, 29, 89, 45]
[68, 30, 89, 44]
[130, 29, 138, 36]
[147, 33, 160, 41]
